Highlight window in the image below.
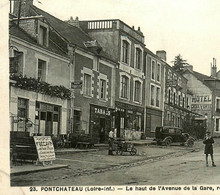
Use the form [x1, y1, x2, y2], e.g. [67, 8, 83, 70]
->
[178, 95, 181, 106]
[122, 40, 129, 64]
[157, 63, 161, 82]
[216, 119, 219, 131]
[121, 76, 129, 99]
[18, 98, 28, 118]
[38, 59, 46, 81]
[151, 61, 155, 80]
[134, 81, 141, 102]
[84, 74, 92, 96]
[100, 79, 106, 99]
[156, 87, 160, 107]
[173, 92, 176, 104]
[10, 51, 23, 74]
[151, 85, 155, 106]
[74, 110, 81, 131]
[168, 89, 171, 103]
[183, 97, 185, 108]
[217, 99, 220, 111]
[136, 48, 142, 69]
[17, 98, 28, 132]
[186, 97, 189, 108]
[134, 115, 142, 131]
[39, 25, 47, 46]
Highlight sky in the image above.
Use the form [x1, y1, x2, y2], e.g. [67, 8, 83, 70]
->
[18, 0, 220, 75]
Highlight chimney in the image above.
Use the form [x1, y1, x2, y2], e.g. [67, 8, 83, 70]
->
[13, 0, 33, 17]
[156, 50, 166, 61]
[211, 58, 217, 77]
[67, 16, 80, 28]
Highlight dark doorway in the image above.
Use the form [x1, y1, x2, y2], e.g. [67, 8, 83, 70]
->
[45, 112, 52, 136]
[99, 118, 105, 143]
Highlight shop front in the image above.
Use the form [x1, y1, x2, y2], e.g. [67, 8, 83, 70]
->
[10, 86, 68, 137]
[90, 104, 113, 143]
[146, 107, 163, 137]
[115, 101, 144, 140]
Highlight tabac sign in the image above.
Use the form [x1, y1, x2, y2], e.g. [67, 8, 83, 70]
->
[191, 95, 212, 112]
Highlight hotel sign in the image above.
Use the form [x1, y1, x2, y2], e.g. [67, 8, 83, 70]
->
[191, 95, 212, 111]
[192, 95, 212, 104]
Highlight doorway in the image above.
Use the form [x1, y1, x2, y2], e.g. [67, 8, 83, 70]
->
[99, 118, 105, 143]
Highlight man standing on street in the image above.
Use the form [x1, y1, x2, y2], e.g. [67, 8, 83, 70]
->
[108, 129, 114, 155]
[203, 131, 216, 167]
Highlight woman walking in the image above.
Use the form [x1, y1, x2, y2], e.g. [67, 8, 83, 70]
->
[203, 131, 216, 167]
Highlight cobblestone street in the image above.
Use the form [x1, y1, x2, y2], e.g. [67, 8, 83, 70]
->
[11, 140, 207, 186]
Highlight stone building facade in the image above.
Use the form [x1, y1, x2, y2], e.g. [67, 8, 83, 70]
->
[79, 20, 146, 140]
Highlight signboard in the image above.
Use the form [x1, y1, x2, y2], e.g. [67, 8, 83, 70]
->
[34, 136, 56, 162]
[71, 81, 83, 89]
[192, 95, 212, 104]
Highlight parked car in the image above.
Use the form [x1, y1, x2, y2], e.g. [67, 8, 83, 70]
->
[154, 126, 194, 147]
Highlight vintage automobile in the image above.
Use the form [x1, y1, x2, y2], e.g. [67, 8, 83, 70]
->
[154, 126, 194, 147]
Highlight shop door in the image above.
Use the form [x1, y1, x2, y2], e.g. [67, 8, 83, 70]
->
[45, 112, 53, 136]
[99, 118, 105, 143]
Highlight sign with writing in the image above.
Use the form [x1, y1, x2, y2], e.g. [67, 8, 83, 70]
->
[191, 104, 212, 111]
[71, 81, 83, 89]
[94, 107, 110, 116]
[192, 95, 212, 104]
[34, 136, 56, 162]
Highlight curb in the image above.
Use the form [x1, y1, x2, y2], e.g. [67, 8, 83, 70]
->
[11, 164, 69, 176]
[55, 149, 98, 155]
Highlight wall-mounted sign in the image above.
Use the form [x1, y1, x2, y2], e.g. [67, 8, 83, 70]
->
[34, 136, 56, 162]
[71, 81, 82, 89]
[191, 104, 212, 111]
[192, 95, 212, 104]
[94, 107, 110, 116]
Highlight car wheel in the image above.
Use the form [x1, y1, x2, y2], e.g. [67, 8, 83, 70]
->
[130, 148, 137, 156]
[164, 137, 172, 146]
[186, 139, 194, 147]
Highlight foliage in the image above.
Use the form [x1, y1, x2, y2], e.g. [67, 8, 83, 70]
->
[10, 74, 71, 100]
[172, 54, 187, 71]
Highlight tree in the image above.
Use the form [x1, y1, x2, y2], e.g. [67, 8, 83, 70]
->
[172, 54, 187, 71]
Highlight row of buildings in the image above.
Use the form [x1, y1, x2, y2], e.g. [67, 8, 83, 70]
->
[9, 0, 220, 143]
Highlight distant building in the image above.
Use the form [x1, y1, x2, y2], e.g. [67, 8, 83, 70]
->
[181, 62, 220, 135]
[79, 19, 146, 140]
[144, 49, 165, 137]
[162, 60, 195, 129]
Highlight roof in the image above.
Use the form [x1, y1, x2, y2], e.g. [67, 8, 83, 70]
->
[9, 21, 68, 58]
[182, 68, 219, 89]
[30, 5, 117, 64]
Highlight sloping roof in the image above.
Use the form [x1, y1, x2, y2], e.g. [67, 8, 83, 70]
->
[9, 22, 37, 45]
[30, 5, 117, 64]
[9, 22, 68, 57]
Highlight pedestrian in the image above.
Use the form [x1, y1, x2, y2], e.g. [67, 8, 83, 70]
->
[108, 129, 114, 155]
[203, 131, 216, 167]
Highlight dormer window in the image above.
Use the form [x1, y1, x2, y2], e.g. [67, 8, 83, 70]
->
[39, 25, 47, 46]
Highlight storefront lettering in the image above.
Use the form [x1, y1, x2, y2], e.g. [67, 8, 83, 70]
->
[192, 95, 212, 103]
[191, 104, 212, 111]
[94, 107, 110, 116]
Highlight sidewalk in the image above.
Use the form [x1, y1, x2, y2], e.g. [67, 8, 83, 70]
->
[11, 163, 69, 176]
